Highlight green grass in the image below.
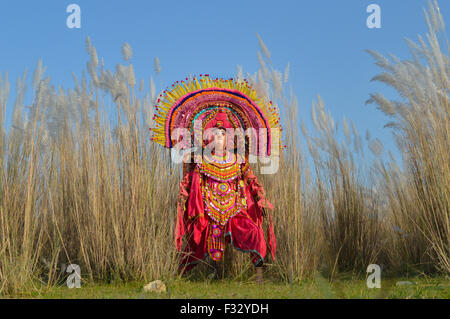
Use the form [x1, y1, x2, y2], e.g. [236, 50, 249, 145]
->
[5, 276, 448, 299]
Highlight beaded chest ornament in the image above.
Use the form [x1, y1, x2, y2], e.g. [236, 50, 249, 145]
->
[201, 153, 248, 261]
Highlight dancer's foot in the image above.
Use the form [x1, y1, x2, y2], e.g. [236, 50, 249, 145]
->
[255, 266, 264, 284]
[214, 261, 225, 280]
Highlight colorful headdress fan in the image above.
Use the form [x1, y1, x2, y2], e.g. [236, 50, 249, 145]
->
[149, 75, 283, 156]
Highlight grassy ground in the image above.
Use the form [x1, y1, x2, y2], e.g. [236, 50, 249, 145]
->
[5, 275, 449, 299]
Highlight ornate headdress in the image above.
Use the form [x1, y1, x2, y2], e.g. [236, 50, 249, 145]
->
[149, 75, 283, 156]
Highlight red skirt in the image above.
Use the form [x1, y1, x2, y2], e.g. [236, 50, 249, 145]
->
[175, 169, 276, 273]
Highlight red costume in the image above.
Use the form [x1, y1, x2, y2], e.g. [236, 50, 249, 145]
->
[175, 112, 276, 272]
[148, 75, 282, 274]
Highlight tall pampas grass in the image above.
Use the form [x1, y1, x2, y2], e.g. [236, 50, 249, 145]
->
[367, 0, 449, 274]
[0, 39, 180, 295]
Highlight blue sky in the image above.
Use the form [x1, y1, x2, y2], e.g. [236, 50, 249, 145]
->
[0, 0, 448, 166]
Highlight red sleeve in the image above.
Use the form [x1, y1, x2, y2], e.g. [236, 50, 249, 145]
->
[241, 163, 274, 211]
[175, 166, 208, 250]
[175, 170, 191, 251]
[241, 162, 277, 259]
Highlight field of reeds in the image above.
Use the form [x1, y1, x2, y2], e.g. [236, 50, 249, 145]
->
[0, 1, 448, 297]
